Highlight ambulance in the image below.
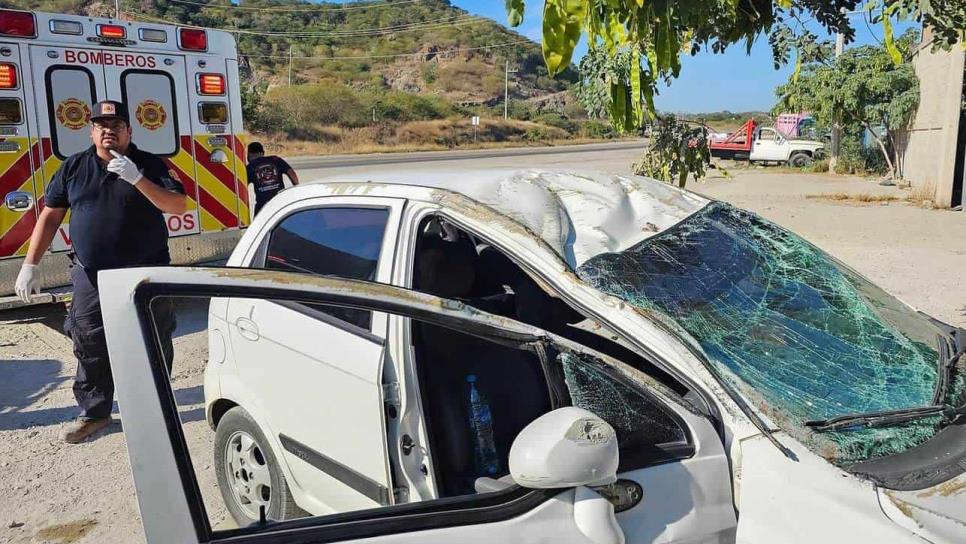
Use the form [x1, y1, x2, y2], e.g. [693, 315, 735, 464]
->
[0, 8, 250, 305]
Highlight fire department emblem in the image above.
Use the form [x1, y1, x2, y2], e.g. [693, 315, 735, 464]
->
[136, 100, 167, 131]
[55, 98, 91, 130]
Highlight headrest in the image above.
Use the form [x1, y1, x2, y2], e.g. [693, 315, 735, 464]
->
[415, 235, 477, 298]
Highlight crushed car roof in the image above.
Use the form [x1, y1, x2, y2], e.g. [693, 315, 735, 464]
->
[311, 169, 709, 268]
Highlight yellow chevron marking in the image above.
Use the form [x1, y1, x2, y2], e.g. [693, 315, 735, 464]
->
[165, 150, 199, 213]
[193, 136, 240, 232]
[234, 133, 251, 227]
[0, 138, 35, 256]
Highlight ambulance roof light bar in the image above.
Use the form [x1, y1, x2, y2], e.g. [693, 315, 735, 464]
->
[0, 9, 36, 38]
[179, 28, 208, 52]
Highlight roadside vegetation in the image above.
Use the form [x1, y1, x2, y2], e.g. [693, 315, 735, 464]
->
[805, 192, 903, 204]
[516, 0, 961, 188]
[775, 31, 921, 180]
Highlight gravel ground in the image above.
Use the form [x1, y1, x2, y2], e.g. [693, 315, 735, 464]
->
[0, 167, 963, 543]
[0, 302, 226, 544]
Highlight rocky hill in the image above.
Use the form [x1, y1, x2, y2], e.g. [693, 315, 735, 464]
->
[18, 0, 575, 105]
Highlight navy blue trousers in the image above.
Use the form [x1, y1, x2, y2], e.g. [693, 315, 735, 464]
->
[65, 264, 176, 420]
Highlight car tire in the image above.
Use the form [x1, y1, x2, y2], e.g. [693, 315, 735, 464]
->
[214, 407, 307, 526]
[788, 152, 812, 168]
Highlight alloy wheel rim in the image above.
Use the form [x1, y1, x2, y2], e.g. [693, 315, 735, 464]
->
[224, 430, 272, 520]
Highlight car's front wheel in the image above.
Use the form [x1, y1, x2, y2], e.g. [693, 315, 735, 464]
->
[788, 152, 812, 168]
[214, 407, 306, 526]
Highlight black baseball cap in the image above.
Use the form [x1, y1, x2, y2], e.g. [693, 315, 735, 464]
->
[91, 100, 129, 123]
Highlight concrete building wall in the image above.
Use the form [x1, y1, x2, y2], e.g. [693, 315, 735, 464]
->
[902, 31, 964, 207]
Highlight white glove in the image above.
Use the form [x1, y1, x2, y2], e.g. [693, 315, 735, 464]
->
[15, 263, 40, 304]
[107, 150, 143, 185]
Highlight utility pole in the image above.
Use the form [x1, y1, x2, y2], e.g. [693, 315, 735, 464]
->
[115, 0, 120, 18]
[829, 29, 845, 170]
[288, 46, 293, 86]
[504, 60, 518, 120]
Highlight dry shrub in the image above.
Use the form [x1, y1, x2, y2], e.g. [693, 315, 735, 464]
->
[257, 118, 574, 156]
[906, 183, 940, 208]
[805, 192, 902, 204]
[436, 60, 504, 97]
[395, 118, 568, 147]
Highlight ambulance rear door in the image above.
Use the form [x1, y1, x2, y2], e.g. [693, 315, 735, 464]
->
[27, 44, 108, 253]
[186, 51, 247, 233]
[0, 40, 39, 260]
[103, 54, 200, 238]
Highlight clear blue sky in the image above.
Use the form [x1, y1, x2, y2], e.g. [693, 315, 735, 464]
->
[451, 1, 916, 113]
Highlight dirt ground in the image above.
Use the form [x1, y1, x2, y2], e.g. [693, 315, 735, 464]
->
[0, 168, 963, 544]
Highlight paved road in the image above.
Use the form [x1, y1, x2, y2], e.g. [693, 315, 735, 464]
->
[290, 140, 646, 180]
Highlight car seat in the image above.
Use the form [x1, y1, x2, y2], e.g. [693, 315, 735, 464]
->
[412, 231, 552, 497]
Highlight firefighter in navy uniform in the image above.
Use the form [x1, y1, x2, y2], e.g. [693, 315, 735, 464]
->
[246, 141, 299, 217]
[14, 100, 189, 444]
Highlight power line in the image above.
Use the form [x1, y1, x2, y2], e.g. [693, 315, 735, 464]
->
[124, 11, 488, 37]
[164, 0, 421, 12]
[243, 39, 532, 60]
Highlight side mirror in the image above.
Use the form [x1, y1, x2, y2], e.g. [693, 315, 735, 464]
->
[509, 407, 619, 489]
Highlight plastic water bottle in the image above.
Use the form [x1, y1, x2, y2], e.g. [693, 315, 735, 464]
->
[466, 374, 500, 476]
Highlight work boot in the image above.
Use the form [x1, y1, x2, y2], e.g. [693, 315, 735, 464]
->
[62, 418, 111, 444]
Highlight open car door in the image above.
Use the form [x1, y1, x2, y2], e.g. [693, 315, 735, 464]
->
[99, 267, 735, 544]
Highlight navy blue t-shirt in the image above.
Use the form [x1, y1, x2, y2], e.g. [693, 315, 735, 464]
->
[44, 144, 184, 271]
[246, 155, 291, 206]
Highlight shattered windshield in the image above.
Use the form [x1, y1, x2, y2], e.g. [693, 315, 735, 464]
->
[577, 202, 963, 464]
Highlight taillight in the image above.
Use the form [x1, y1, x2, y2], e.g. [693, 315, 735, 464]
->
[0, 63, 18, 89]
[97, 24, 126, 39]
[0, 9, 36, 38]
[179, 28, 208, 51]
[197, 73, 225, 95]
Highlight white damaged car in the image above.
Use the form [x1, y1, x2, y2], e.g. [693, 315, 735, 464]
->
[101, 170, 965, 544]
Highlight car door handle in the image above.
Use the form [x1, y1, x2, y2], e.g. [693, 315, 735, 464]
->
[235, 317, 260, 341]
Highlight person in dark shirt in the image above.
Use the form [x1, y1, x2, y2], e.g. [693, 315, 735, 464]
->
[246, 142, 299, 217]
[14, 100, 188, 443]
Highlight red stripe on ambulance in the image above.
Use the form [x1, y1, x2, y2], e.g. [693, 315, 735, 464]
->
[163, 158, 197, 198]
[0, 147, 34, 197]
[0, 211, 36, 257]
[198, 188, 238, 228]
[229, 135, 249, 207]
[193, 142, 237, 193]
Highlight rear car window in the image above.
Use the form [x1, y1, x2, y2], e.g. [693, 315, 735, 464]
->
[265, 207, 389, 330]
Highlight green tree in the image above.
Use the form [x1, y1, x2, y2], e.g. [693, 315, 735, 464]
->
[774, 31, 920, 179]
[506, 0, 961, 133]
[633, 115, 711, 188]
[573, 46, 641, 130]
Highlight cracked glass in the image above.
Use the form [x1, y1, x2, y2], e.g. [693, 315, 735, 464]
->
[577, 202, 963, 464]
[558, 352, 686, 449]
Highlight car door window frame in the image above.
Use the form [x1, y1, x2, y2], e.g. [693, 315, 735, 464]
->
[242, 197, 405, 339]
[115, 270, 572, 544]
[105, 267, 732, 544]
